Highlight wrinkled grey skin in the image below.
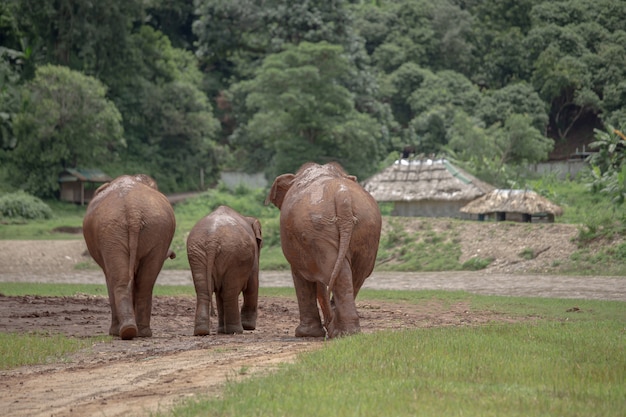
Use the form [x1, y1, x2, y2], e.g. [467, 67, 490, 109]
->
[82, 174, 176, 340]
[186, 205, 262, 335]
[267, 162, 382, 338]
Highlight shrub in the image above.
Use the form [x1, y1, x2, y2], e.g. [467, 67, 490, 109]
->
[0, 191, 53, 220]
[462, 257, 493, 270]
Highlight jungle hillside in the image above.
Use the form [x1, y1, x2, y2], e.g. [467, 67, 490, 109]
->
[1, 0, 626, 198]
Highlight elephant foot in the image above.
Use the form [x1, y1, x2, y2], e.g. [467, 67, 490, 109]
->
[119, 323, 138, 340]
[218, 324, 244, 334]
[194, 324, 211, 336]
[241, 312, 257, 331]
[295, 322, 326, 338]
[326, 321, 361, 339]
[138, 326, 152, 338]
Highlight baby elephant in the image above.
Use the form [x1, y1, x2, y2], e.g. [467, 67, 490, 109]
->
[187, 205, 262, 335]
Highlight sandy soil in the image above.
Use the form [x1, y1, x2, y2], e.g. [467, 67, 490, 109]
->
[0, 219, 623, 417]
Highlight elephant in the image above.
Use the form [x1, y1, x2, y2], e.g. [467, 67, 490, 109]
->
[82, 174, 176, 340]
[267, 162, 382, 338]
[186, 205, 262, 336]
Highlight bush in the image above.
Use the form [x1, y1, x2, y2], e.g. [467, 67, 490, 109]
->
[0, 191, 53, 220]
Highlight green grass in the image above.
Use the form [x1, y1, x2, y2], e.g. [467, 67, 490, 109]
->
[0, 332, 108, 370]
[167, 319, 625, 417]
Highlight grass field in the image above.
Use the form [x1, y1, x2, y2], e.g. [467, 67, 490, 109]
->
[1, 283, 624, 416]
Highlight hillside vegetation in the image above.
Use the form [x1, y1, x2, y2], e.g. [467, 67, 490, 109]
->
[2, 177, 626, 276]
[2, 0, 626, 198]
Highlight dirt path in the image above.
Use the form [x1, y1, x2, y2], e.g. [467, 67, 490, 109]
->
[0, 239, 624, 417]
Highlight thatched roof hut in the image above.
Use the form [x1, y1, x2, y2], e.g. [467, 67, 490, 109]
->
[460, 189, 563, 223]
[362, 158, 494, 217]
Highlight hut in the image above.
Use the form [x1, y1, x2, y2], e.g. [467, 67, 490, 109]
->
[58, 168, 112, 205]
[460, 189, 563, 223]
[362, 158, 494, 217]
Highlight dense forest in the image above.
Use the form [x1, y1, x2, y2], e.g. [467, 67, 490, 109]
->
[1, 0, 625, 197]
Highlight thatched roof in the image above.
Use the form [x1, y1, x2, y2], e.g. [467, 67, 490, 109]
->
[460, 189, 564, 216]
[362, 159, 494, 202]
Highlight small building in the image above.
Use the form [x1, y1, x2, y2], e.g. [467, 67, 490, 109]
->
[58, 168, 112, 205]
[362, 158, 494, 218]
[460, 189, 563, 223]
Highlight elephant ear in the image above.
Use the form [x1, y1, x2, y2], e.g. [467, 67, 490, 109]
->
[265, 173, 295, 210]
[250, 218, 263, 249]
[93, 182, 111, 196]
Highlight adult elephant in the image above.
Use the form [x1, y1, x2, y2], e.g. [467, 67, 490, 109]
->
[82, 174, 176, 340]
[267, 162, 382, 338]
[186, 205, 262, 336]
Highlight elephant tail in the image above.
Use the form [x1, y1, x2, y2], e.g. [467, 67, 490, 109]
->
[328, 188, 355, 295]
[205, 244, 217, 323]
[127, 225, 141, 287]
[317, 282, 332, 328]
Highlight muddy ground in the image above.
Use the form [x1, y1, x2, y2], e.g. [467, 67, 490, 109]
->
[0, 228, 624, 417]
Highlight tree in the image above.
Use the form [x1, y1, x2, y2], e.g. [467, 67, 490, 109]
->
[448, 113, 554, 186]
[587, 125, 626, 207]
[0, 53, 23, 151]
[230, 41, 382, 180]
[475, 82, 549, 133]
[406, 69, 482, 154]
[107, 25, 221, 192]
[8, 65, 124, 198]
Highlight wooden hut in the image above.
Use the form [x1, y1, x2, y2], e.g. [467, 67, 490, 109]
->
[460, 189, 563, 223]
[58, 168, 112, 205]
[362, 158, 494, 217]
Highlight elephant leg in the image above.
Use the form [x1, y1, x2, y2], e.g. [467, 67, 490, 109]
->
[216, 290, 244, 334]
[215, 292, 225, 333]
[107, 261, 138, 340]
[293, 271, 325, 337]
[241, 270, 258, 331]
[104, 275, 122, 337]
[190, 263, 211, 336]
[133, 260, 162, 338]
[326, 261, 360, 338]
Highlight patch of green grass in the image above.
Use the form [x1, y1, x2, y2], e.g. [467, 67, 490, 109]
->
[0, 332, 108, 370]
[167, 318, 626, 417]
[462, 256, 493, 270]
[0, 282, 294, 298]
[377, 223, 463, 271]
[0, 282, 109, 297]
[518, 247, 535, 260]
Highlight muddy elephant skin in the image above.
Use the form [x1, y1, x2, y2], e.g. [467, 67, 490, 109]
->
[186, 205, 262, 335]
[267, 162, 382, 338]
[82, 174, 176, 340]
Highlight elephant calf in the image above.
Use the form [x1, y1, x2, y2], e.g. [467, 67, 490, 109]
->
[186, 205, 262, 335]
[83, 174, 176, 340]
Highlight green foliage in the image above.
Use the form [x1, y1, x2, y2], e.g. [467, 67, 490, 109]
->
[106, 25, 221, 193]
[230, 41, 383, 180]
[0, 191, 52, 221]
[174, 187, 276, 220]
[587, 125, 626, 206]
[8, 65, 124, 198]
